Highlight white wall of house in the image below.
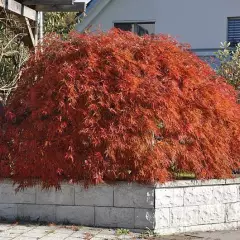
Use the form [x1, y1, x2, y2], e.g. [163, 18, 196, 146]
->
[76, 0, 240, 50]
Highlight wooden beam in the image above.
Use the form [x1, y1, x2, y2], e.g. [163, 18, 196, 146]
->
[25, 17, 35, 47]
[23, 0, 73, 5]
[35, 3, 85, 12]
[0, 0, 37, 21]
[0, 0, 6, 8]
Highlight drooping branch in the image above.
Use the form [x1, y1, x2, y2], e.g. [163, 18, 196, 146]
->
[0, 8, 29, 104]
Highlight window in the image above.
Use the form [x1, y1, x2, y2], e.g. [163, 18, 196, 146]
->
[228, 18, 240, 47]
[114, 22, 155, 36]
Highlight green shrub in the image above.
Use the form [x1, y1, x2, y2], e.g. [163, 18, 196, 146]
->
[216, 42, 240, 89]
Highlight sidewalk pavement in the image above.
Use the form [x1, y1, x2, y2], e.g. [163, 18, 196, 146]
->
[0, 222, 239, 240]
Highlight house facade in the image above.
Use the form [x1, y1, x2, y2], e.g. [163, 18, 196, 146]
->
[76, 0, 240, 57]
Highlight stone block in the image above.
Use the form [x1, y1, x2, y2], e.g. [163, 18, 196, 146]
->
[170, 206, 198, 227]
[0, 184, 35, 204]
[0, 204, 17, 220]
[0, 179, 238, 235]
[198, 204, 225, 224]
[134, 208, 155, 229]
[155, 188, 184, 207]
[212, 185, 238, 204]
[155, 208, 170, 229]
[75, 185, 113, 206]
[17, 204, 56, 222]
[226, 202, 240, 222]
[156, 179, 226, 188]
[156, 180, 201, 188]
[36, 185, 74, 205]
[56, 206, 94, 225]
[200, 179, 226, 186]
[226, 178, 240, 185]
[184, 186, 213, 206]
[114, 183, 154, 208]
[95, 207, 135, 228]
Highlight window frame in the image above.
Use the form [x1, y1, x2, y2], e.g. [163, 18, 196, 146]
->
[113, 20, 156, 36]
[227, 17, 240, 47]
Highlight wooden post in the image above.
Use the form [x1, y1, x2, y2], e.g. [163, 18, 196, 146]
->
[0, 0, 37, 20]
[25, 17, 35, 47]
[34, 11, 39, 47]
[1, 0, 87, 48]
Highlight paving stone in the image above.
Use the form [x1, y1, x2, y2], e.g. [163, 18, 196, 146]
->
[0, 223, 239, 240]
[0, 230, 21, 238]
[117, 235, 136, 239]
[91, 236, 118, 240]
[193, 230, 240, 240]
[183, 222, 239, 234]
[31, 225, 56, 231]
[65, 238, 85, 240]
[77, 227, 102, 234]
[14, 237, 40, 240]
[95, 228, 115, 236]
[11, 225, 36, 231]
[41, 233, 71, 240]
[68, 231, 87, 238]
[21, 229, 49, 238]
[65, 238, 86, 240]
[51, 227, 75, 234]
[1, 228, 29, 235]
[71, 230, 98, 238]
[0, 224, 13, 231]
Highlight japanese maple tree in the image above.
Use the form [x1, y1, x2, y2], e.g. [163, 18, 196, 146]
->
[1, 30, 240, 189]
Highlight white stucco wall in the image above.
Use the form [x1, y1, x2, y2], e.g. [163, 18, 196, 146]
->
[77, 0, 240, 49]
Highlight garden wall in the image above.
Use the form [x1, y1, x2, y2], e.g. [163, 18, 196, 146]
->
[0, 179, 239, 235]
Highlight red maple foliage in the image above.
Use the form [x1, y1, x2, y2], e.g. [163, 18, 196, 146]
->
[1, 30, 240, 188]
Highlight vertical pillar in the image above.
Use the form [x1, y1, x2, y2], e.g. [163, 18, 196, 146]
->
[39, 11, 43, 43]
[34, 11, 39, 47]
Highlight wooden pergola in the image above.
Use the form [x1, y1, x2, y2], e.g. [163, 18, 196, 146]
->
[0, 0, 86, 46]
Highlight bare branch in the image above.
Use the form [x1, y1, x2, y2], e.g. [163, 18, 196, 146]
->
[0, 8, 29, 103]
